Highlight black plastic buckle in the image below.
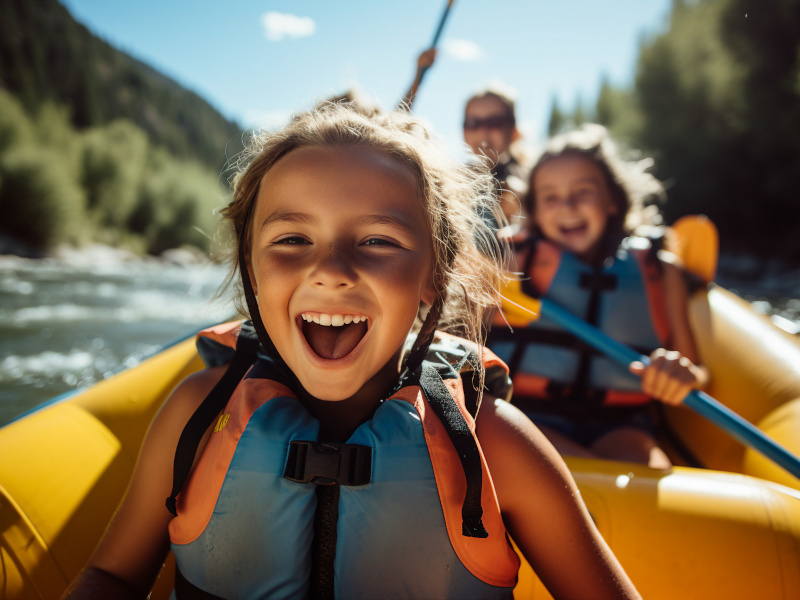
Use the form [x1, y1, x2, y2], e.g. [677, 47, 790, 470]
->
[579, 271, 617, 292]
[283, 440, 372, 486]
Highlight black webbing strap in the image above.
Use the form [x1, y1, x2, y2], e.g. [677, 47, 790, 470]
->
[419, 365, 488, 538]
[165, 323, 261, 516]
[310, 483, 339, 600]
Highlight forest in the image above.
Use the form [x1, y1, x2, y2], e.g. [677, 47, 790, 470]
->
[552, 0, 800, 262]
[1, 0, 799, 261]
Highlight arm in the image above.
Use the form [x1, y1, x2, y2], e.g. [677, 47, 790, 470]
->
[477, 397, 642, 600]
[398, 48, 436, 110]
[630, 260, 710, 405]
[61, 366, 227, 599]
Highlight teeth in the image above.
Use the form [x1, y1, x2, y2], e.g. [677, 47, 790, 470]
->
[301, 313, 366, 327]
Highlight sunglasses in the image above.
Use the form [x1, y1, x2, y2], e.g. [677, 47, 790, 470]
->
[463, 115, 515, 130]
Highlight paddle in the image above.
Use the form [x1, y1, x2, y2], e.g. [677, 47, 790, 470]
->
[669, 215, 719, 284]
[499, 278, 800, 482]
[417, 0, 455, 88]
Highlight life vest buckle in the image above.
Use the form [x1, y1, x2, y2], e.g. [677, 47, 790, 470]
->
[283, 440, 372, 486]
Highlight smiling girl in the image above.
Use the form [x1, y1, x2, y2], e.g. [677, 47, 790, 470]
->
[489, 124, 709, 469]
[63, 106, 640, 600]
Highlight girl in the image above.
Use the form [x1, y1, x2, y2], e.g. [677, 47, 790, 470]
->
[489, 124, 709, 469]
[63, 105, 640, 599]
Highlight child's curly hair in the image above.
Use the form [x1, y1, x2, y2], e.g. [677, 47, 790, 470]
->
[524, 124, 665, 241]
[220, 102, 506, 381]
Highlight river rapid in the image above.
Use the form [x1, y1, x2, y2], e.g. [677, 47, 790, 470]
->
[0, 246, 235, 427]
[1, 246, 799, 429]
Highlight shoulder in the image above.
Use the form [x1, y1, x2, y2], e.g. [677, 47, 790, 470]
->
[476, 397, 575, 499]
[154, 366, 228, 430]
[142, 365, 229, 468]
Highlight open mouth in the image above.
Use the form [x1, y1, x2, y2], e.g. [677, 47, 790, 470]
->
[559, 223, 588, 237]
[300, 313, 369, 360]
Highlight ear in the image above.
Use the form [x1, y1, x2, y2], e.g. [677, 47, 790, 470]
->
[421, 273, 436, 307]
[511, 127, 521, 142]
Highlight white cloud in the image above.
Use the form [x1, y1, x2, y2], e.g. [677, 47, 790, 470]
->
[261, 12, 316, 42]
[442, 38, 483, 62]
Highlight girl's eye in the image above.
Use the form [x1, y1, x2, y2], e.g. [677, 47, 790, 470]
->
[362, 237, 399, 248]
[273, 236, 308, 245]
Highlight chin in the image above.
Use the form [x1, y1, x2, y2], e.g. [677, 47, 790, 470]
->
[300, 378, 363, 402]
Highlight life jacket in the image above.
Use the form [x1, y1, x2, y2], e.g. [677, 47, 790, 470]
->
[167, 321, 519, 599]
[489, 235, 670, 420]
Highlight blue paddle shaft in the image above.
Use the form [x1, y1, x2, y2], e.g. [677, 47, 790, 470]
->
[540, 297, 800, 482]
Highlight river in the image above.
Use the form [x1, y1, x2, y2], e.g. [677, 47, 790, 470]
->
[0, 247, 235, 427]
[1, 247, 798, 428]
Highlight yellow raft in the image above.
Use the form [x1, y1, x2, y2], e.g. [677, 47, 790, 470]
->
[2, 287, 800, 599]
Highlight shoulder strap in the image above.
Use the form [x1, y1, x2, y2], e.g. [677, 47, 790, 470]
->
[419, 364, 488, 538]
[165, 322, 261, 516]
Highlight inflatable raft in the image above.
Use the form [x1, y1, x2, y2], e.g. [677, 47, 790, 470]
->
[2, 230, 800, 599]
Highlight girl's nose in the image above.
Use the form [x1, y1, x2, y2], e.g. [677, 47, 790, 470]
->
[310, 247, 357, 289]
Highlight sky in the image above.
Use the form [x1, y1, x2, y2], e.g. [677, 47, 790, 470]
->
[60, 0, 673, 157]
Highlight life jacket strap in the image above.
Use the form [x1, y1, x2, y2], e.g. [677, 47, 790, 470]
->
[165, 322, 260, 516]
[419, 364, 488, 539]
[283, 440, 372, 486]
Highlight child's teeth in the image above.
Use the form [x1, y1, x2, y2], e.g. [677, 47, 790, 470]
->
[302, 313, 366, 326]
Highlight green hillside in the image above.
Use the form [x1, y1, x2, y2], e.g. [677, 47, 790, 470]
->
[0, 0, 241, 170]
[0, 0, 244, 256]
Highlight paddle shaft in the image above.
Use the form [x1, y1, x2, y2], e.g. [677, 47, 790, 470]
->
[418, 0, 455, 86]
[540, 297, 800, 482]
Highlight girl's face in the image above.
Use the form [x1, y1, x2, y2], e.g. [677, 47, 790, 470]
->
[248, 145, 435, 402]
[532, 154, 618, 261]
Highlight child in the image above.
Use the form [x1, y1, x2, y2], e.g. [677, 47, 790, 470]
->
[489, 124, 709, 469]
[62, 105, 640, 599]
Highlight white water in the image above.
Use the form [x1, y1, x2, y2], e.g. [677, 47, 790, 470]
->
[0, 248, 235, 426]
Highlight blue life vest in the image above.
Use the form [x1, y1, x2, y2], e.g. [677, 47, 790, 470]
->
[168, 324, 519, 599]
[489, 236, 669, 417]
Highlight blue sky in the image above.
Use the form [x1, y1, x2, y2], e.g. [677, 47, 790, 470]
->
[61, 0, 672, 156]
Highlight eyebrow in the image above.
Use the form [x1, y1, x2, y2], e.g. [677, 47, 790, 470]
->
[260, 211, 419, 235]
[259, 211, 317, 231]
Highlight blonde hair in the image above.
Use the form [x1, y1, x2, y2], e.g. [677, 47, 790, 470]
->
[221, 102, 505, 377]
[525, 123, 664, 241]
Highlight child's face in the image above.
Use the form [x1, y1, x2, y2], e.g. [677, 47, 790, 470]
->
[463, 97, 516, 165]
[532, 155, 618, 261]
[248, 145, 436, 402]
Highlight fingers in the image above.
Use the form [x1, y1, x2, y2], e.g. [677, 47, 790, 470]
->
[639, 349, 698, 406]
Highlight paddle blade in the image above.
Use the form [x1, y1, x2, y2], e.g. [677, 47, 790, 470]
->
[670, 215, 719, 284]
[498, 278, 542, 326]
